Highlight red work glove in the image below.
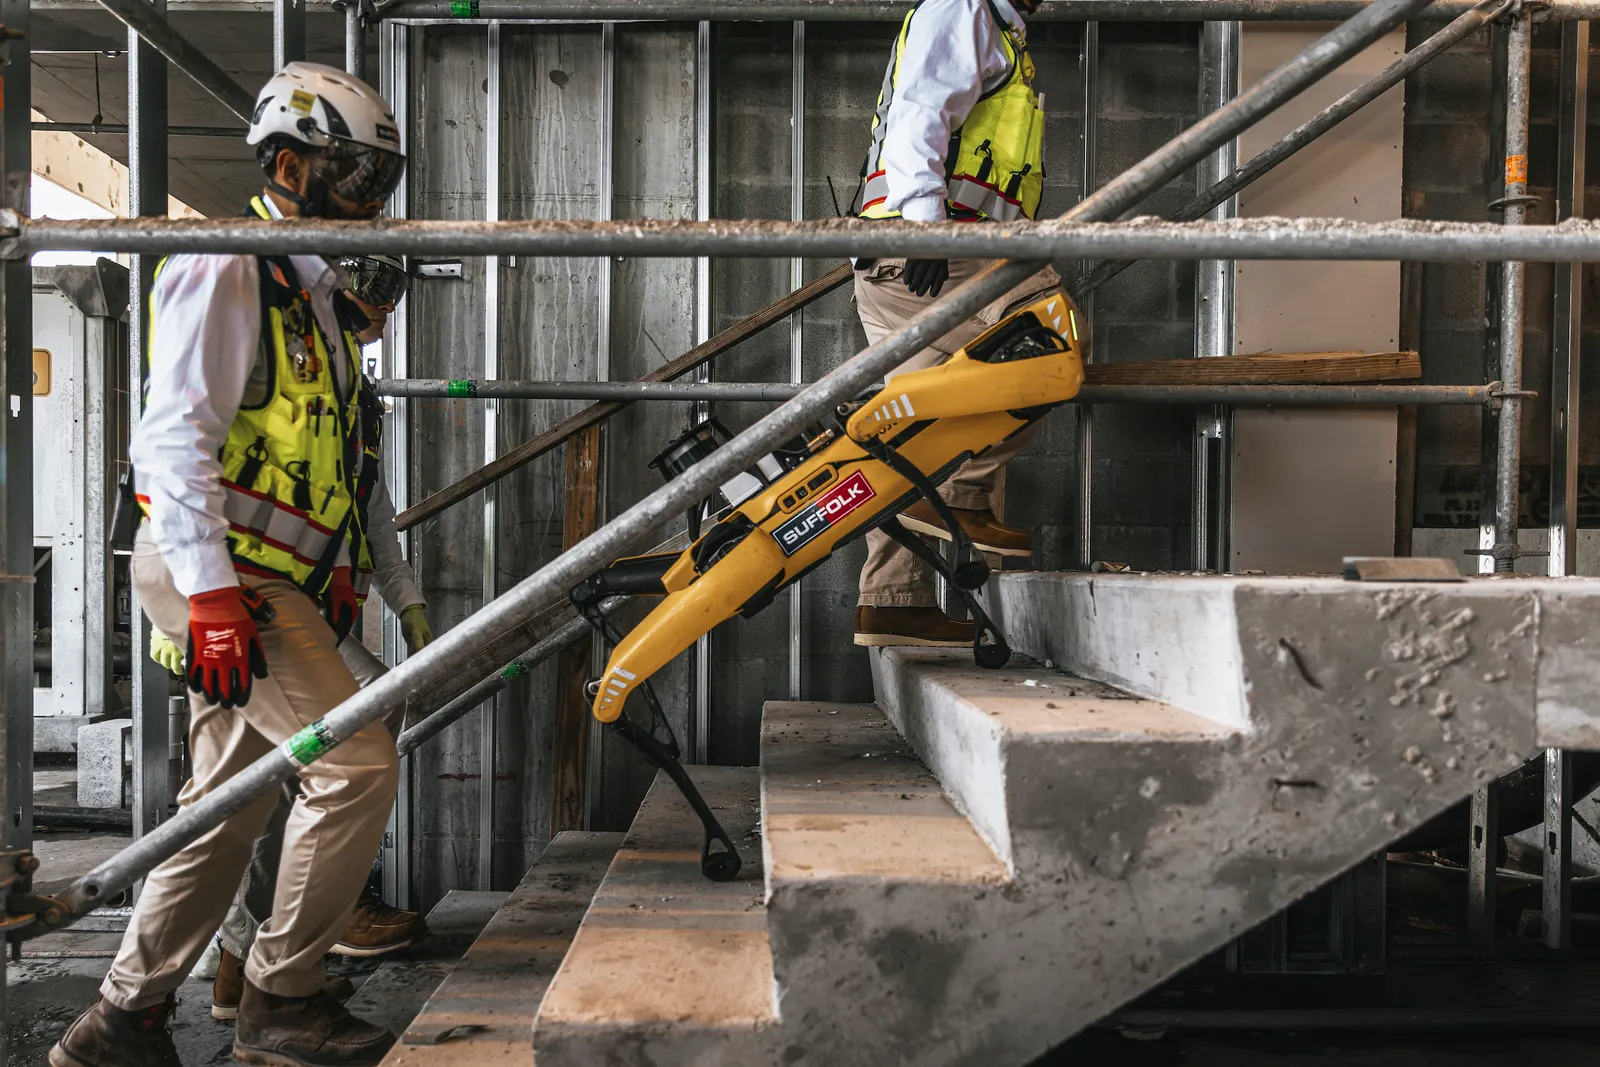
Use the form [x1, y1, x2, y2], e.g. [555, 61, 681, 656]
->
[186, 586, 272, 709]
[323, 567, 359, 644]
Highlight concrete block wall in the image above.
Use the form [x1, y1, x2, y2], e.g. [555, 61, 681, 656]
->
[1082, 23, 1200, 569]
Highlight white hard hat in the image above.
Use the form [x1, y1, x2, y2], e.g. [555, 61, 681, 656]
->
[249, 61, 402, 156]
[249, 62, 405, 216]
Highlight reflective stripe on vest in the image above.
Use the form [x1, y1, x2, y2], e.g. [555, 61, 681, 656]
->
[860, 0, 1044, 222]
[144, 197, 370, 596]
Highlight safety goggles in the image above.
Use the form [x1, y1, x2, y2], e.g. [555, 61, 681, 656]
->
[311, 138, 406, 215]
[342, 256, 409, 308]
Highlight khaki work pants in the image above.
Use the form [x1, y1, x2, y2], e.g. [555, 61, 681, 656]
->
[855, 257, 1064, 608]
[102, 531, 399, 1010]
[217, 639, 398, 960]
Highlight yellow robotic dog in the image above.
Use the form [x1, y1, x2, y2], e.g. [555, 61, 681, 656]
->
[570, 290, 1086, 880]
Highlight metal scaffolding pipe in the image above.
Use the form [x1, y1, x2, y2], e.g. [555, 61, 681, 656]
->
[90, 0, 257, 121]
[32, 0, 1429, 933]
[395, 604, 619, 757]
[377, 378, 810, 402]
[90, 0, 256, 121]
[1073, 0, 1510, 298]
[1494, 7, 1532, 572]
[17, 214, 1600, 261]
[374, 0, 1600, 21]
[32, 122, 242, 137]
[377, 378, 1500, 407]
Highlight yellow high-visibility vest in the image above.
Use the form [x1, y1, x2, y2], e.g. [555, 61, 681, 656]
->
[142, 196, 376, 597]
[860, 0, 1045, 222]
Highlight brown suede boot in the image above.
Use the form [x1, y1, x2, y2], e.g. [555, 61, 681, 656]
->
[49, 995, 180, 1067]
[330, 891, 427, 957]
[232, 981, 393, 1067]
[214, 949, 355, 1021]
[897, 500, 1032, 557]
[854, 606, 976, 648]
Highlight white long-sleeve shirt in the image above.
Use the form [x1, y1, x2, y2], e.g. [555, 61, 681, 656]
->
[878, 0, 1027, 222]
[131, 197, 424, 613]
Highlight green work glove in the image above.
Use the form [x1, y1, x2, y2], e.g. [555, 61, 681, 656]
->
[149, 628, 185, 676]
[400, 603, 433, 654]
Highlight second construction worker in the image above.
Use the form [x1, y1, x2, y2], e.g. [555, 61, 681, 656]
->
[207, 254, 435, 1021]
[851, 0, 1077, 648]
[52, 63, 409, 1067]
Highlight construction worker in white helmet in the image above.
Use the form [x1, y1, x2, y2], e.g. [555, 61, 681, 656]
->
[850, 0, 1080, 649]
[52, 63, 410, 1067]
[213, 253, 434, 1018]
[146, 253, 432, 1016]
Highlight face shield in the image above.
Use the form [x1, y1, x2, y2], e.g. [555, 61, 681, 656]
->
[341, 256, 409, 309]
[308, 138, 406, 219]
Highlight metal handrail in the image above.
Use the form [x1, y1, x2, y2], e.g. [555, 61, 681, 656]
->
[23, 0, 1431, 936]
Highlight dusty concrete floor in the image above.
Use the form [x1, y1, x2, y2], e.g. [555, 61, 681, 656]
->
[1046, 1029, 1600, 1065]
[5, 940, 396, 1067]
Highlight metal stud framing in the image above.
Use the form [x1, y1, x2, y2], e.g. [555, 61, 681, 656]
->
[378, 14, 415, 908]
[1, 0, 30, 885]
[1548, 19, 1587, 578]
[585, 20, 617, 827]
[274, 0, 306, 70]
[128, 0, 168, 848]
[1074, 21, 1098, 567]
[692, 18, 712, 765]
[788, 20, 805, 701]
[1194, 19, 1238, 572]
[478, 19, 501, 891]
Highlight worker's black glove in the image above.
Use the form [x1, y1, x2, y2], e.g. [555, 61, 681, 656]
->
[904, 259, 949, 299]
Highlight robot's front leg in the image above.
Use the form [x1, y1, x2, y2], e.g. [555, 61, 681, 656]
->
[606, 714, 743, 882]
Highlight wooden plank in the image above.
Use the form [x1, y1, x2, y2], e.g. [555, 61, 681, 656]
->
[1083, 350, 1419, 386]
[397, 261, 855, 532]
[550, 426, 600, 834]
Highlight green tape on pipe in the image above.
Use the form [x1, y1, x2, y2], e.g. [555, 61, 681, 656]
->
[448, 0, 479, 15]
[282, 720, 335, 766]
[447, 379, 478, 398]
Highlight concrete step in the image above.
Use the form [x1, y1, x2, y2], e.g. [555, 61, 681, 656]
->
[986, 570, 1600, 748]
[532, 766, 774, 1067]
[868, 647, 1232, 872]
[382, 830, 623, 1066]
[345, 890, 507, 1040]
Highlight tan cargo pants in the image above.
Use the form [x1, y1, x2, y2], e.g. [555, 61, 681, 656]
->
[216, 639, 399, 961]
[102, 531, 399, 1010]
[855, 257, 1065, 608]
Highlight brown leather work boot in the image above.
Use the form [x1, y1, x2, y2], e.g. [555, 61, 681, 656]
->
[232, 981, 394, 1067]
[330, 890, 427, 958]
[854, 606, 975, 648]
[897, 500, 1032, 557]
[214, 948, 356, 1021]
[49, 994, 180, 1067]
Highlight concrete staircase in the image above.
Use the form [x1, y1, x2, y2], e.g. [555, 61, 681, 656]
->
[418, 573, 1600, 1066]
